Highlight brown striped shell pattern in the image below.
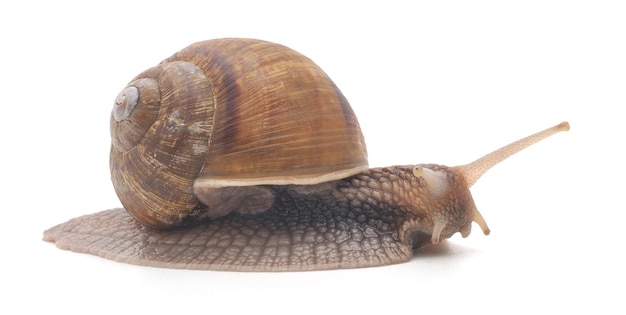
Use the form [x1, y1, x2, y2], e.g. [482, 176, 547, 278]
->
[110, 38, 368, 230]
[44, 38, 569, 271]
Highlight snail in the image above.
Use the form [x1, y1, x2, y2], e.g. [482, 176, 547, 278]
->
[43, 38, 569, 271]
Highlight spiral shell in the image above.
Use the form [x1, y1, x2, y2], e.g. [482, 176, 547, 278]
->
[110, 38, 368, 229]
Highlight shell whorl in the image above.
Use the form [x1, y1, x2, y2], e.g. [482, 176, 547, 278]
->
[109, 39, 368, 229]
[110, 61, 214, 229]
[170, 39, 368, 186]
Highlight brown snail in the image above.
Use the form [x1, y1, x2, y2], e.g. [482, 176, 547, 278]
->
[43, 38, 569, 271]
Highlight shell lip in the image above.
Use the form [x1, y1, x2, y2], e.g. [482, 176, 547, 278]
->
[194, 165, 369, 188]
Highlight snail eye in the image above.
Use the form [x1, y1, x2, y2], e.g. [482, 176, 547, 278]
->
[113, 86, 139, 121]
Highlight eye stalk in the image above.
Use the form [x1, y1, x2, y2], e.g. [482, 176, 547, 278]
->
[457, 121, 570, 187]
[430, 121, 570, 244]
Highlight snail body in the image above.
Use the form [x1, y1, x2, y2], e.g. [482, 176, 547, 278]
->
[44, 38, 569, 271]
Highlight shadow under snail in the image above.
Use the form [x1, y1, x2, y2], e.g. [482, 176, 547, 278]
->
[43, 38, 570, 271]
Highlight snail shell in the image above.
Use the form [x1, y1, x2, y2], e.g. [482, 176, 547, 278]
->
[44, 38, 570, 271]
[110, 38, 368, 229]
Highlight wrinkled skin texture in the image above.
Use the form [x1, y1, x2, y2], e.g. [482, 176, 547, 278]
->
[44, 165, 478, 271]
[45, 35, 570, 271]
[45, 119, 569, 271]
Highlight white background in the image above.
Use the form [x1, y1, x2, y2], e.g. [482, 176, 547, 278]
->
[2, 1, 624, 314]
